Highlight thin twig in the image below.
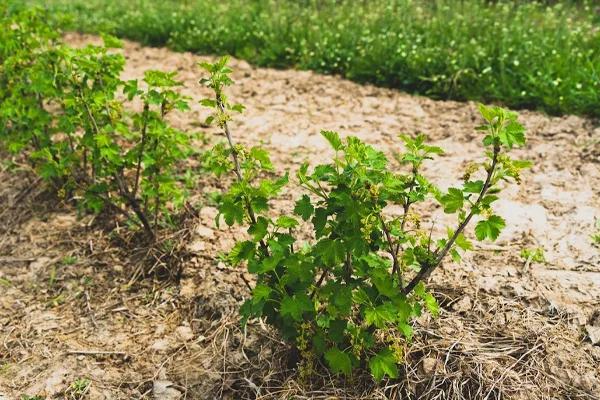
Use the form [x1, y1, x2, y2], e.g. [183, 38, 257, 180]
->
[133, 101, 150, 198]
[215, 93, 269, 256]
[403, 144, 500, 295]
[379, 213, 402, 287]
[67, 349, 127, 356]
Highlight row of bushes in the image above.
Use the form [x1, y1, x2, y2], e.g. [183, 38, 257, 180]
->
[1, 6, 531, 381]
[9, 0, 600, 118]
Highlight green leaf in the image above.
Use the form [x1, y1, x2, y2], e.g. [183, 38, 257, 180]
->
[499, 120, 525, 149]
[294, 194, 314, 221]
[454, 232, 473, 250]
[474, 215, 506, 241]
[398, 322, 413, 340]
[250, 147, 273, 170]
[369, 348, 398, 380]
[440, 188, 464, 213]
[325, 347, 352, 376]
[219, 197, 245, 226]
[280, 294, 313, 321]
[424, 144, 444, 155]
[248, 216, 269, 242]
[200, 98, 216, 108]
[371, 269, 397, 299]
[256, 253, 283, 273]
[321, 130, 343, 151]
[101, 33, 123, 48]
[228, 240, 255, 265]
[328, 319, 348, 344]
[423, 292, 439, 316]
[275, 215, 299, 229]
[513, 160, 533, 169]
[314, 239, 345, 266]
[413, 282, 439, 316]
[252, 284, 272, 304]
[478, 103, 496, 123]
[450, 248, 461, 263]
[463, 180, 484, 194]
[230, 103, 245, 113]
[364, 302, 396, 328]
[331, 285, 352, 317]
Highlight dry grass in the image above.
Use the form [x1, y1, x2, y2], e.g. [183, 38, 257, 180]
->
[167, 288, 597, 400]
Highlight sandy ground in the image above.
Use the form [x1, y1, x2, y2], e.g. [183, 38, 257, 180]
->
[0, 34, 599, 399]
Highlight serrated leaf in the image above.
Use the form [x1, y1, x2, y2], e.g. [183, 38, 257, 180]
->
[328, 319, 348, 344]
[513, 159, 533, 169]
[250, 147, 273, 170]
[275, 215, 299, 229]
[321, 130, 343, 151]
[294, 194, 314, 221]
[398, 322, 413, 340]
[499, 120, 525, 149]
[230, 103, 245, 113]
[314, 239, 345, 266]
[325, 347, 352, 375]
[280, 294, 313, 321]
[228, 240, 255, 265]
[331, 285, 352, 317]
[481, 195, 499, 206]
[252, 284, 272, 304]
[440, 188, 464, 213]
[200, 98, 216, 108]
[424, 145, 444, 155]
[101, 33, 123, 48]
[475, 215, 506, 241]
[369, 348, 398, 380]
[423, 292, 439, 316]
[248, 216, 269, 242]
[364, 302, 396, 328]
[219, 197, 245, 226]
[450, 248, 461, 263]
[478, 103, 496, 123]
[463, 180, 484, 194]
[454, 232, 473, 250]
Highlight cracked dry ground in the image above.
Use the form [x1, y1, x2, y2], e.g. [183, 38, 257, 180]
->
[0, 34, 599, 399]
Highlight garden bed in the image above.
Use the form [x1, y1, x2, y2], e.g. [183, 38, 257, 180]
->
[0, 35, 599, 400]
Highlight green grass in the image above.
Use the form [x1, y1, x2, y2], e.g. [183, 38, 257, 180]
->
[12, 0, 600, 118]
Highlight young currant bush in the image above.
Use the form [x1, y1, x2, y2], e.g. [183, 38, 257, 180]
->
[201, 58, 531, 380]
[0, 8, 195, 238]
[0, 7, 65, 171]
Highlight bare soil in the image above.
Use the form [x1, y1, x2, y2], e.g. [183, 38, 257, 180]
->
[0, 34, 599, 400]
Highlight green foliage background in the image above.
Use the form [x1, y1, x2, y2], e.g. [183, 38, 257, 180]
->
[8, 0, 600, 118]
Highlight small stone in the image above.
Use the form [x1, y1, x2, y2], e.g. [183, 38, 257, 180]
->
[153, 380, 181, 400]
[175, 326, 194, 342]
[199, 207, 218, 223]
[585, 325, 600, 345]
[195, 225, 214, 239]
[151, 338, 171, 352]
[187, 241, 206, 253]
[421, 357, 438, 375]
[452, 295, 472, 313]
[179, 279, 197, 300]
[30, 257, 51, 272]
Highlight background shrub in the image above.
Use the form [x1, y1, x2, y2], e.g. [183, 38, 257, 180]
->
[0, 7, 196, 238]
[12, 0, 600, 118]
